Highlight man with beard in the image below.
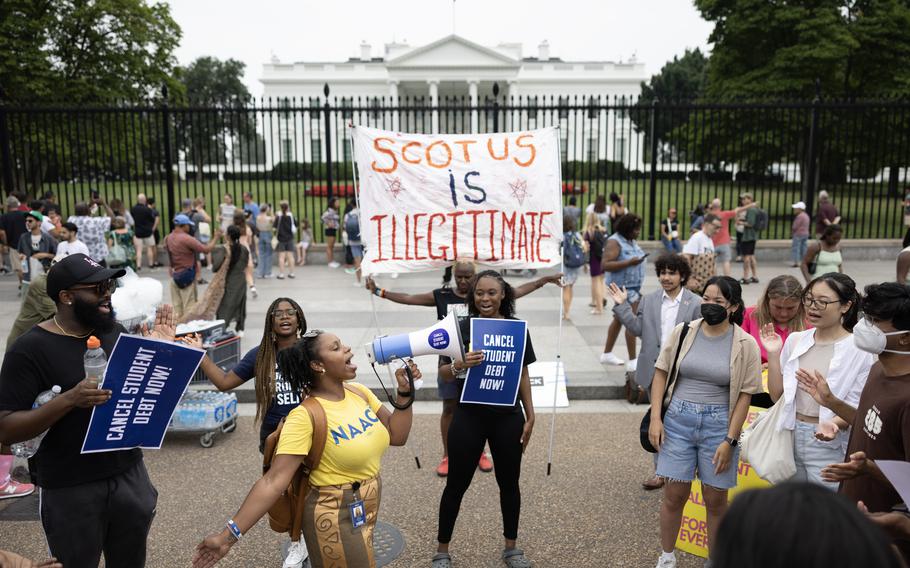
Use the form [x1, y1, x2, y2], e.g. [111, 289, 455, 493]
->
[0, 253, 176, 567]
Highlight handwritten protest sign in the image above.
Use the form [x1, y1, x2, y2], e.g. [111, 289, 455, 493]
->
[675, 405, 772, 557]
[461, 318, 527, 406]
[351, 126, 562, 274]
[81, 335, 204, 453]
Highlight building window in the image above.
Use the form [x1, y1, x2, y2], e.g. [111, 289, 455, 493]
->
[558, 96, 569, 119]
[587, 137, 597, 161]
[615, 96, 629, 120]
[527, 96, 538, 129]
[370, 98, 382, 120]
[343, 138, 352, 162]
[560, 135, 569, 162]
[341, 97, 353, 119]
[281, 139, 294, 163]
[614, 138, 627, 163]
[587, 96, 599, 119]
[311, 138, 322, 163]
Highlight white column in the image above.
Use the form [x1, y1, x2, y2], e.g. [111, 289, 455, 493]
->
[428, 79, 439, 134]
[388, 80, 400, 131]
[468, 79, 479, 134]
[507, 80, 519, 130]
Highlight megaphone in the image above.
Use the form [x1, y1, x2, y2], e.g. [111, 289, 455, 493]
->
[366, 312, 466, 365]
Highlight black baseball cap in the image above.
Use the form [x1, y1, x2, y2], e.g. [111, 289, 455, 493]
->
[46, 253, 126, 302]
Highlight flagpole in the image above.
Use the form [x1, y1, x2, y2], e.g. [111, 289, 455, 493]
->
[546, 126, 565, 476]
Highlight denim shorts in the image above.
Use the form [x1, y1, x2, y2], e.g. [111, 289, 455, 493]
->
[350, 244, 364, 258]
[790, 420, 847, 490]
[656, 398, 738, 490]
[563, 266, 580, 286]
[714, 244, 732, 263]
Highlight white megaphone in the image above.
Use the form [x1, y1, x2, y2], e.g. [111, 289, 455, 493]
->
[366, 312, 466, 365]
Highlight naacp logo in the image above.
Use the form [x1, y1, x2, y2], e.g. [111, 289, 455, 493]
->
[864, 407, 883, 440]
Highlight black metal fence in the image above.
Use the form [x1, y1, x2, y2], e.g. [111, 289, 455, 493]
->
[2, 84, 909, 241]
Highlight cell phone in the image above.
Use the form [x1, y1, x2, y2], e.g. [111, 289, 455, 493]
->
[91, 189, 100, 199]
[640, 253, 650, 259]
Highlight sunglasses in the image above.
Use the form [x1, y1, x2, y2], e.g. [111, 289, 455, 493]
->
[302, 329, 323, 338]
[69, 279, 118, 296]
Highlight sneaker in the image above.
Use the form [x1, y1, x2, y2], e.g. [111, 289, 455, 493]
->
[344, 267, 357, 275]
[250, 286, 258, 299]
[277, 274, 286, 280]
[600, 352, 625, 365]
[436, 457, 449, 477]
[328, 261, 341, 268]
[0, 478, 35, 500]
[478, 452, 493, 472]
[283, 540, 308, 568]
[626, 358, 638, 372]
[655, 552, 677, 568]
[288, 273, 296, 279]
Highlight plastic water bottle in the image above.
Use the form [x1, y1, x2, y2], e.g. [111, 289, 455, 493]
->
[10, 386, 62, 457]
[84, 336, 108, 388]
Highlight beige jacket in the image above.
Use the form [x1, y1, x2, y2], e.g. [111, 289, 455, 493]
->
[654, 318, 763, 412]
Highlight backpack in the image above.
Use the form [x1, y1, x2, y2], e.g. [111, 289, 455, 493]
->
[261, 385, 371, 541]
[752, 208, 769, 232]
[563, 232, 586, 268]
[344, 211, 361, 242]
[589, 230, 607, 261]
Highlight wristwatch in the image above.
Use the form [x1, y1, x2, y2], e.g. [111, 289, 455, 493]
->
[724, 435, 739, 447]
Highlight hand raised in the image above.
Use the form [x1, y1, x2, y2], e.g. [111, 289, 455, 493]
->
[607, 283, 628, 305]
[758, 323, 783, 354]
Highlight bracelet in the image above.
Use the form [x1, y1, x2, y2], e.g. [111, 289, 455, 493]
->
[372, 287, 381, 297]
[397, 390, 413, 398]
[381, 289, 387, 298]
[226, 518, 242, 541]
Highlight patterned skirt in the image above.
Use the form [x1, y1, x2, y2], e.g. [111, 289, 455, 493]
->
[302, 475, 381, 568]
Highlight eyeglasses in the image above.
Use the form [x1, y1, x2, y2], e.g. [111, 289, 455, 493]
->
[272, 308, 298, 319]
[302, 329, 323, 338]
[69, 279, 118, 296]
[803, 295, 840, 310]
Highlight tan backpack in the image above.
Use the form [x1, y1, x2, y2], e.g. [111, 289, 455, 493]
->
[261, 385, 371, 541]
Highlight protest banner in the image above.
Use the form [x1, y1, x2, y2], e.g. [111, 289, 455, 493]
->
[81, 334, 204, 453]
[675, 405, 772, 558]
[351, 126, 562, 275]
[461, 318, 527, 406]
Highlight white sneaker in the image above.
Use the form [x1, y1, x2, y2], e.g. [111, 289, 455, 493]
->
[284, 540, 308, 568]
[328, 261, 341, 268]
[600, 352, 625, 365]
[626, 358, 638, 372]
[655, 552, 677, 568]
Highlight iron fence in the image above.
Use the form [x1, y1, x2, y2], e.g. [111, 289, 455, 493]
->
[1, 84, 908, 241]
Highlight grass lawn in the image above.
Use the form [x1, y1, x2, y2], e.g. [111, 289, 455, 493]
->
[43, 177, 904, 241]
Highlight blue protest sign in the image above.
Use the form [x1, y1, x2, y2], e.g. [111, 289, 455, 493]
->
[460, 318, 527, 406]
[81, 334, 204, 453]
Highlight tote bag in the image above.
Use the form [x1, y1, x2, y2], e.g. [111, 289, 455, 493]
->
[740, 397, 796, 484]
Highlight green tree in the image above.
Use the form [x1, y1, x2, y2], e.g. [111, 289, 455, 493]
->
[174, 56, 256, 178]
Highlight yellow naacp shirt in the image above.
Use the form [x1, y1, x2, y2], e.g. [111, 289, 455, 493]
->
[276, 383, 390, 487]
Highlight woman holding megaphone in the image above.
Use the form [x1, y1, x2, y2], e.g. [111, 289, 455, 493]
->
[192, 330, 419, 568]
[433, 270, 536, 568]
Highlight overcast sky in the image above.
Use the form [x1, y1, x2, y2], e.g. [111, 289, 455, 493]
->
[169, 0, 713, 97]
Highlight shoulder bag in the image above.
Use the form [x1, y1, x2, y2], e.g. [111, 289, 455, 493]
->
[639, 322, 690, 453]
[740, 397, 796, 484]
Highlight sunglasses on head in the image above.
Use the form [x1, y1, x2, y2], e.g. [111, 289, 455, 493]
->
[302, 329, 323, 338]
[69, 279, 118, 296]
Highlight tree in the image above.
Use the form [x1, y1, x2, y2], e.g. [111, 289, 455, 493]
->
[0, 0, 182, 195]
[174, 57, 255, 178]
[633, 49, 708, 162]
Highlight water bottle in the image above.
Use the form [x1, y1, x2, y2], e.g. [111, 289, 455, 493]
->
[10, 386, 63, 457]
[84, 336, 108, 388]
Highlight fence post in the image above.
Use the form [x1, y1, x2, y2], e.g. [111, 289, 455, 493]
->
[803, 85, 821, 221]
[161, 86, 177, 226]
[647, 99, 659, 240]
[323, 83, 334, 203]
[0, 106, 14, 195]
[492, 83, 500, 132]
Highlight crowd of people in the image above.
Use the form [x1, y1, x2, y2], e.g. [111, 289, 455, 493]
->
[4, 185, 910, 568]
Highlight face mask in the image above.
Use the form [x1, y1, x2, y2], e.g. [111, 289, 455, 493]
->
[853, 318, 910, 355]
[701, 303, 729, 326]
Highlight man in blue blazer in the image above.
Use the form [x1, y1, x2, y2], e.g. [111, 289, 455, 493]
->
[609, 252, 703, 489]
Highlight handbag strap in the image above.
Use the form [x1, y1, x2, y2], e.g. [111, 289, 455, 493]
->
[664, 322, 691, 399]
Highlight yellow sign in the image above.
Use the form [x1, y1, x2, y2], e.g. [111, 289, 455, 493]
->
[674, 405, 772, 558]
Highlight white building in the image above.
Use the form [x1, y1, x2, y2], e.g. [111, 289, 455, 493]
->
[258, 35, 648, 169]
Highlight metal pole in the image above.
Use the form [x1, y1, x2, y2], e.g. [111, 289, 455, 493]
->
[804, 82, 821, 221]
[323, 83, 334, 204]
[161, 86, 177, 227]
[647, 99, 659, 240]
[0, 106, 14, 195]
[492, 83, 500, 133]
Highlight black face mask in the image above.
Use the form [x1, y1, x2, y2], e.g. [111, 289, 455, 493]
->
[701, 303, 729, 326]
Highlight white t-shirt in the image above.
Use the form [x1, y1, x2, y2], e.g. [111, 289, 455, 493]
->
[55, 239, 91, 261]
[683, 231, 715, 255]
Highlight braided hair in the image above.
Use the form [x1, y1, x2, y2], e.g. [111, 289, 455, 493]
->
[467, 270, 516, 318]
[253, 297, 307, 423]
[276, 331, 324, 397]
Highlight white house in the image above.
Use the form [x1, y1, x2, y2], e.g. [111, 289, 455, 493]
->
[258, 35, 648, 169]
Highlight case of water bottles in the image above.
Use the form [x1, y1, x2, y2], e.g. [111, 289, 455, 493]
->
[168, 391, 238, 448]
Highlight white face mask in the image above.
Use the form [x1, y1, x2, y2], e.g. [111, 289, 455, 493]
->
[853, 318, 910, 355]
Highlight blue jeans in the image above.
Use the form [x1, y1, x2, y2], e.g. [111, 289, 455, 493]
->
[656, 399, 738, 489]
[257, 230, 273, 277]
[791, 236, 808, 265]
[789, 420, 846, 490]
[661, 237, 682, 253]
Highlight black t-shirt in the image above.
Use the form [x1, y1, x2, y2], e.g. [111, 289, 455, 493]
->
[441, 315, 536, 414]
[131, 204, 156, 238]
[433, 287, 469, 320]
[231, 345, 300, 448]
[0, 326, 142, 489]
[0, 211, 27, 248]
